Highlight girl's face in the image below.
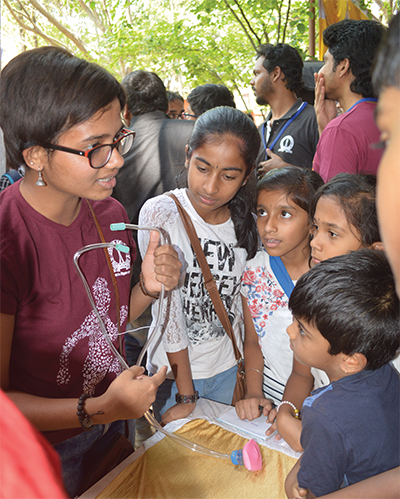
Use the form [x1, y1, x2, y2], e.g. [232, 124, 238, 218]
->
[32, 98, 124, 202]
[310, 196, 363, 266]
[256, 189, 310, 262]
[186, 137, 248, 224]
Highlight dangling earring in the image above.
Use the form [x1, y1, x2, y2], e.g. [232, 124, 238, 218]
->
[242, 181, 247, 186]
[36, 169, 46, 187]
[184, 162, 189, 169]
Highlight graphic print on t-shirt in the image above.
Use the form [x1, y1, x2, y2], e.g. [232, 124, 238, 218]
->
[107, 239, 131, 277]
[183, 238, 240, 346]
[56, 277, 128, 394]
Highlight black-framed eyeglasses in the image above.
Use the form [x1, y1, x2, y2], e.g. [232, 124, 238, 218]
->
[182, 112, 197, 120]
[167, 111, 184, 119]
[42, 128, 135, 169]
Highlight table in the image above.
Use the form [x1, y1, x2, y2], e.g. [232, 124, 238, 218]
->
[79, 399, 301, 499]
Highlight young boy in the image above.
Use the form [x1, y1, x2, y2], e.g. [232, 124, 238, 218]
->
[284, 249, 400, 498]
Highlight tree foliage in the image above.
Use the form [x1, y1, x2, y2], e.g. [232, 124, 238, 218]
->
[2, 0, 385, 102]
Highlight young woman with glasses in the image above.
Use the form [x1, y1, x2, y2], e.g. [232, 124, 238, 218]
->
[0, 46, 181, 497]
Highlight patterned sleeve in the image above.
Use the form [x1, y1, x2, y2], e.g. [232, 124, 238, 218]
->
[138, 195, 189, 353]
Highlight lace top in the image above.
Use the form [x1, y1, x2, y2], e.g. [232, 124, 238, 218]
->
[138, 188, 247, 379]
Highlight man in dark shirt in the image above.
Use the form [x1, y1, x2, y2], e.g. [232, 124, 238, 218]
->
[250, 43, 319, 178]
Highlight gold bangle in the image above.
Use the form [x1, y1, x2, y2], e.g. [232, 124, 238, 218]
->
[245, 368, 263, 376]
[139, 272, 160, 300]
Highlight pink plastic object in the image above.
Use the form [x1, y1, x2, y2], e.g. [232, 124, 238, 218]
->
[243, 439, 262, 471]
[230, 439, 262, 471]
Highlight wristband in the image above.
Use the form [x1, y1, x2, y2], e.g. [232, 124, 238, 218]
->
[139, 271, 160, 300]
[277, 400, 300, 419]
[175, 391, 199, 404]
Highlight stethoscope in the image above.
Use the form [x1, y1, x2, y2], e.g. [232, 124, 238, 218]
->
[74, 223, 262, 470]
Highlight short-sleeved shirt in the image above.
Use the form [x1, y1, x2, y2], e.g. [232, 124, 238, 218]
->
[257, 98, 319, 170]
[313, 100, 383, 182]
[241, 249, 293, 405]
[298, 363, 400, 496]
[0, 181, 134, 444]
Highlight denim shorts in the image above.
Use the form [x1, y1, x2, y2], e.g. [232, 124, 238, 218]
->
[54, 419, 135, 497]
[152, 364, 237, 421]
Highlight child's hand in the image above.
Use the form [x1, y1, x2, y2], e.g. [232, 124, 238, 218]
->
[235, 396, 274, 421]
[161, 402, 195, 426]
[141, 230, 181, 293]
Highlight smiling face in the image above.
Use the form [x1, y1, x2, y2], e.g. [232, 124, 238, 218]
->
[375, 86, 400, 297]
[186, 136, 248, 225]
[250, 56, 274, 106]
[310, 195, 363, 266]
[32, 98, 124, 202]
[256, 189, 311, 263]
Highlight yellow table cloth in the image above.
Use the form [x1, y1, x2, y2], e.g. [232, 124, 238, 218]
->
[96, 418, 297, 499]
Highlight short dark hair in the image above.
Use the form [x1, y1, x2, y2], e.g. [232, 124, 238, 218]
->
[373, 12, 400, 93]
[167, 90, 184, 103]
[289, 249, 400, 370]
[122, 70, 168, 116]
[187, 106, 260, 259]
[187, 84, 235, 117]
[323, 19, 385, 98]
[0, 46, 125, 169]
[311, 173, 381, 247]
[258, 167, 323, 216]
[256, 43, 304, 94]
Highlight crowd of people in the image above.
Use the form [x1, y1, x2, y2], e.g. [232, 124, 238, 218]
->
[0, 12, 399, 499]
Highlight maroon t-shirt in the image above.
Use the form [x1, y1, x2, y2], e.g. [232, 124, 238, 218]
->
[313, 101, 383, 182]
[0, 181, 135, 444]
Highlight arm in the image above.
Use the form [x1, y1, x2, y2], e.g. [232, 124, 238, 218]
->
[316, 468, 400, 499]
[1, 312, 167, 431]
[286, 457, 316, 499]
[235, 296, 274, 421]
[314, 72, 338, 135]
[276, 357, 314, 452]
[160, 348, 196, 425]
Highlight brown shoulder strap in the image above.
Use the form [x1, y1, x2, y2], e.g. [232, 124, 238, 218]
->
[165, 192, 242, 362]
[86, 200, 122, 354]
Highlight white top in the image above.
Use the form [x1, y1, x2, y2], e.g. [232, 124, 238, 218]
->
[138, 188, 247, 379]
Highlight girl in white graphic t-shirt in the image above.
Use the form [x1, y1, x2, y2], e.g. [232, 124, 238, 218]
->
[138, 106, 261, 424]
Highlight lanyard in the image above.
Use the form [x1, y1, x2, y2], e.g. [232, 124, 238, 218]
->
[262, 101, 308, 153]
[346, 97, 377, 114]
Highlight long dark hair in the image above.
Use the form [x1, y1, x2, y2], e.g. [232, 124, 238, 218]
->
[0, 46, 125, 169]
[186, 106, 261, 259]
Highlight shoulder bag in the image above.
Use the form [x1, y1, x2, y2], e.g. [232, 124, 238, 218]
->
[165, 192, 246, 405]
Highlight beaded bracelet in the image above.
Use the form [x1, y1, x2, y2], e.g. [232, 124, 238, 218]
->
[139, 271, 160, 300]
[77, 393, 104, 431]
[277, 400, 300, 419]
[175, 391, 199, 404]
